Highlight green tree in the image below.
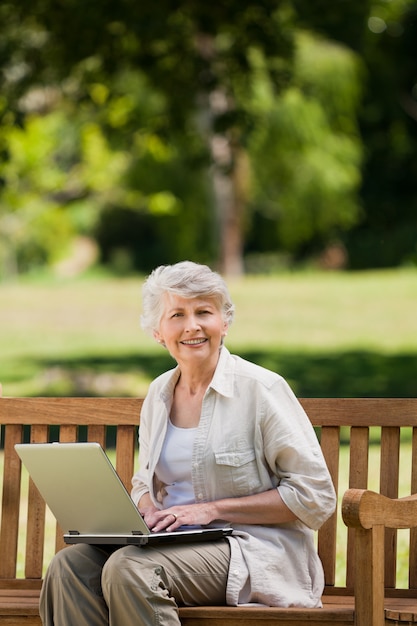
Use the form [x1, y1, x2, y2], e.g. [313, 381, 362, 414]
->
[0, 111, 76, 276]
[0, 0, 371, 275]
[0, 0, 296, 274]
[0, 64, 216, 276]
[247, 32, 363, 259]
[292, 0, 417, 268]
[347, 0, 417, 267]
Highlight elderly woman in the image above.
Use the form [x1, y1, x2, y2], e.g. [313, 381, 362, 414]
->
[40, 261, 336, 626]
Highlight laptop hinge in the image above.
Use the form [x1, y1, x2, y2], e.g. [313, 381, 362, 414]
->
[131, 530, 144, 535]
[68, 530, 80, 535]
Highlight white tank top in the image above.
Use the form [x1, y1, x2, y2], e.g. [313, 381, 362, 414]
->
[156, 420, 197, 508]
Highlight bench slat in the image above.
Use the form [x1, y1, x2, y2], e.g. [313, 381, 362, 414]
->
[58, 424, 78, 443]
[25, 425, 48, 579]
[2, 397, 417, 427]
[346, 427, 369, 588]
[0, 425, 23, 579]
[115, 425, 136, 491]
[87, 424, 106, 447]
[317, 426, 340, 587]
[300, 399, 417, 427]
[179, 603, 355, 626]
[349, 427, 370, 490]
[0, 397, 142, 425]
[0, 593, 355, 625]
[381, 427, 400, 589]
[409, 427, 417, 589]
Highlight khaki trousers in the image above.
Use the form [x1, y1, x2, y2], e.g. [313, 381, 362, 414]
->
[40, 540, 230, 626]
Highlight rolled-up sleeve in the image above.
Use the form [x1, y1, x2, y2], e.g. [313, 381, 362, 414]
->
[262, 380, 336, 530]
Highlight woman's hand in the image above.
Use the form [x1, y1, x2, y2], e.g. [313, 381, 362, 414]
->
[138, 494, 163, 528]
[146, 501, 217, 533]
[138, 493, 215, 532]
[139, 489, 297, 533]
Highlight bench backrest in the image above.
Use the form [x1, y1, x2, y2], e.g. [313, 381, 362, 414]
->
[1, 396, 417, 596]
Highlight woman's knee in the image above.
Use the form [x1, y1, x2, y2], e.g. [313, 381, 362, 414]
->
[45, 546, 80, 578]
[102, 546, 167, 590]
[46, 544, 109, 579]
[101, 547, 129, 584]
[41, 545, 111, 626]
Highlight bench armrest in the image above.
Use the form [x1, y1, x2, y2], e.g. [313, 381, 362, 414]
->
[341, 488, 417, 626]
[342, 488, 417, 530]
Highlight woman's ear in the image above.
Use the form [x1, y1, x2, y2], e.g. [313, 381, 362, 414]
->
[153, 330, 166, 348]
[153, 330, 162, 343]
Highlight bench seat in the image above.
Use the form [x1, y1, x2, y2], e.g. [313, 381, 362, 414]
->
[3, 592, 417, 625]
[0, 590, 355, 626]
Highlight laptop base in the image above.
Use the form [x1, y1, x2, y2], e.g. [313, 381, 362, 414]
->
[64, 527, 232, 546]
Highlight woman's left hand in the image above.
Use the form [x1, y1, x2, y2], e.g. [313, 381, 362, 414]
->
[147, 489, 297, 532]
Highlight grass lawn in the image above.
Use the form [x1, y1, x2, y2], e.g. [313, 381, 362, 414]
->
[0, 267, 416, 398]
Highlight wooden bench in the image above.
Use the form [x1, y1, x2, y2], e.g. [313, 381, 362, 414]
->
[2, 392, 417, 626]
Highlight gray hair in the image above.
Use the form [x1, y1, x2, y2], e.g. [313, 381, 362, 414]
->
[140, 261, 235, 335]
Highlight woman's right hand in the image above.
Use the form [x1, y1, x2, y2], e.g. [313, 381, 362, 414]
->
[138, 493, 159, 526]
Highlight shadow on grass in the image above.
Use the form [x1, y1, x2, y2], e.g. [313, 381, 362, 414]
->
[2, 350, 417, 398]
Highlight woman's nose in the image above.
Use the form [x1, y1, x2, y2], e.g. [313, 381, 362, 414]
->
[185, 315, 200, 331]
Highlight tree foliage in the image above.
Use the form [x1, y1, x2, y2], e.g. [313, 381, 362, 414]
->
[291, 0, 417, 268]
[1, 0, 415, 276]
[247, 32, 363, 256]
[0, 0, 296, 274]
[346, 0, 417, 267]
[0, 111, 75, 274]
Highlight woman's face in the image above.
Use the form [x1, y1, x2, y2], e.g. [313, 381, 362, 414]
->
[154, 292, 228, 367]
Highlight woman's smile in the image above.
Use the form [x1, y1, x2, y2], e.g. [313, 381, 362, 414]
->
[180, 338, 208, 345]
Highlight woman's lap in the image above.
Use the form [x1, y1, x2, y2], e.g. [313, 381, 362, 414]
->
[40, 540, 230, 626]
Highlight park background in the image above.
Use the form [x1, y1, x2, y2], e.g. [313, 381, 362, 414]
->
[0, 1, 417, 399]
[1, 0, 417, 586]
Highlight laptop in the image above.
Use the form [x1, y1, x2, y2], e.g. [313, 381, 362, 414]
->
[15, 442, 232, 546]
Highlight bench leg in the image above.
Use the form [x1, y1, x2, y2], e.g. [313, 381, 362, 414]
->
[354, 525, 385, 626]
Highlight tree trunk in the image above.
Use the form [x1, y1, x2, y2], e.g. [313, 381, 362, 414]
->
[194, 33, 246, 276]
[210, 132, 246, 276]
